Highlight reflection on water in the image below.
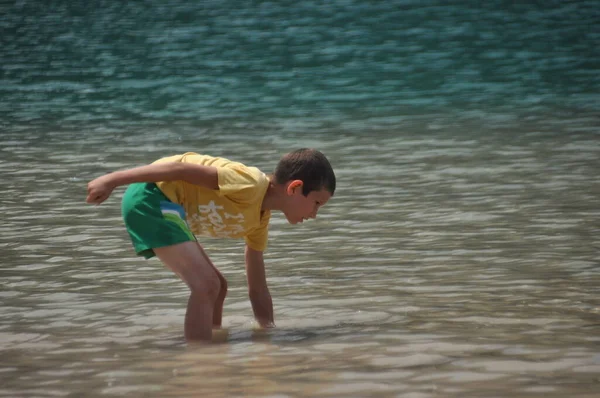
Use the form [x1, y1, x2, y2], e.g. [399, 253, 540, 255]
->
[2, 0, 598, 395]
[1, 127, 599, 397]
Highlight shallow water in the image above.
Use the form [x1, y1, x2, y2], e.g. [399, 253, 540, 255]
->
[1, 128, 599, 397]
[2, 0, 600, 396]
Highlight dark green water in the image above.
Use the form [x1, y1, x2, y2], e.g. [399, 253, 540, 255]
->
[1, 1, 599, 397]
[2, 0, 599, 131]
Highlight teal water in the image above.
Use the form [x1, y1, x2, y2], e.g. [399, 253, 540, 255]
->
[1, 1, 599, 132]
[1, 2, 599, 398]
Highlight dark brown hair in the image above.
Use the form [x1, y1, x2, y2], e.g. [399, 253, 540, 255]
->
[273, 148, 336, 196]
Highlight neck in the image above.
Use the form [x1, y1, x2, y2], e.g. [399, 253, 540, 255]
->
[261, 180, 287, 212]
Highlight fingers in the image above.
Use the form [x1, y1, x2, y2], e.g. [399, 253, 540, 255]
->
[257, 319, 275, 328]
[86, 192, 105, 204]
[86, 187, 109, 204]
[86, 176, 116, 205]
[86, 178, 112, 204]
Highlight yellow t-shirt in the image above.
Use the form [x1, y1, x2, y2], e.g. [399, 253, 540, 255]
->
[153, 153, 271, 251]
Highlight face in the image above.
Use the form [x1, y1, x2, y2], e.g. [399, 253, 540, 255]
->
[284, 180, 332, 224]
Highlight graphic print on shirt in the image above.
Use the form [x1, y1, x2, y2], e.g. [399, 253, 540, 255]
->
[187, 200, 245, 238]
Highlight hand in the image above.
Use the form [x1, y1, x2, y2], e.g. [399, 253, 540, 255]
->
[86, 175, 116, 205]
[257, 319, 275, 329]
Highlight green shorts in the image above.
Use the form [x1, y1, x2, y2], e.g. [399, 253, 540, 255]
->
[121, 183, 196, 259]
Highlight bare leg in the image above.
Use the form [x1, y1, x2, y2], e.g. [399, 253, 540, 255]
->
[154, 241, 224, 342]
[195, 243, 228, 328]
[183, 291, 216, 340]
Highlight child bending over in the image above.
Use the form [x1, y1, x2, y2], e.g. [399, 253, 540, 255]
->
[86, 148, 336, 342]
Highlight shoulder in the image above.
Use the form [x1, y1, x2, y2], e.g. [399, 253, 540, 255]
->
[153, 153, 262, 173]
[218, 165, 268, 197]
[195, 156, 268, 202]
[153, 152, 227, 166]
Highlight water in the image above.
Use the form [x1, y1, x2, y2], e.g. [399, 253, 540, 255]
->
[1, 1, 599, 397]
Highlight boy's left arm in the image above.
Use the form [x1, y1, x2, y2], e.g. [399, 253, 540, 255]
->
[245, 245, 275, 328]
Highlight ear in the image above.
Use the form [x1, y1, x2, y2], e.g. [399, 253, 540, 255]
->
[286, 180, 304, 195]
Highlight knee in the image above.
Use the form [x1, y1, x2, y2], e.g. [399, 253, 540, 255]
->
[188, 270, 222, 302]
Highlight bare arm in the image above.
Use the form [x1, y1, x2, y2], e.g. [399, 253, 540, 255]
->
[245, 245, 275, 328]
[86, 162, 218, 204]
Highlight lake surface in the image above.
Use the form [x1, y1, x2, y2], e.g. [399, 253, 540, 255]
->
[1, 1, 599, 397]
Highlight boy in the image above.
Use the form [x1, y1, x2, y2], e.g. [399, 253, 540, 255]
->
[86, 148, 336, 342]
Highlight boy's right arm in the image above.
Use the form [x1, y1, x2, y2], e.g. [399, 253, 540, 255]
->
[86, 162, 219, 204]
[245, 245, 275, 328]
